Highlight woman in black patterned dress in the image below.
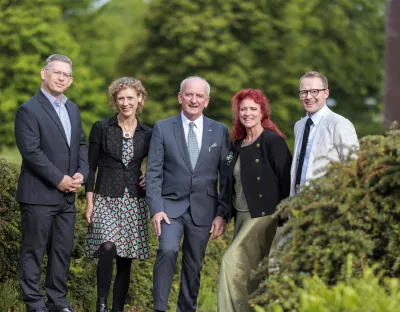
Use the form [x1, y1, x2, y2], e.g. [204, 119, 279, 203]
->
[84, 77, 152, 312]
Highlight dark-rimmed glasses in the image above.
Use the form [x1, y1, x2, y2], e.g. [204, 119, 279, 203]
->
[299, 89, 326, 99]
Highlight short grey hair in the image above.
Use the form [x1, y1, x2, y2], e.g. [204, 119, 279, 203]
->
[299, 71, 328, 89]
[180, 76, 211, 96]
[45, 54, 73, 70]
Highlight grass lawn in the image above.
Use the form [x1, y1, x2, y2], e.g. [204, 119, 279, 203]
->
[0, 146, 21, 165]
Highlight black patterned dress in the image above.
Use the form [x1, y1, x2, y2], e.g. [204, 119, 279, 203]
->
[85, 137, 149, 260]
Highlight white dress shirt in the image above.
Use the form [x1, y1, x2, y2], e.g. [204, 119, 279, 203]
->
[298, 104, 329, 189]
[181, 112, 203, 150]
[41, 87, 71, 146]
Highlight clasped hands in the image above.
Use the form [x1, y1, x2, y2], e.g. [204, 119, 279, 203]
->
[57, 173, 84, 193]
[151, 212, 226, 240]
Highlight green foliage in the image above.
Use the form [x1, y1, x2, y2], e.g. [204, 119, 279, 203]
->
[0, 279, 24, 312]
[0, 0, 107, 146]
[66, 0, 149, 84]
[251, 128, 400, 311]
[0, 159, 21, 282]
[0, 147, 21, 165]
[118, 0, 385, 138]
[254, 265, 400, 312]
[0, 158, 231, 311]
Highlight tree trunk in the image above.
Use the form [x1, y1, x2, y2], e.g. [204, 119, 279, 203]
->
[384, 0, 400, 128]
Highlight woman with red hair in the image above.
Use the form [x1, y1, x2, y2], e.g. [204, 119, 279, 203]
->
[218, 89, 292, 312]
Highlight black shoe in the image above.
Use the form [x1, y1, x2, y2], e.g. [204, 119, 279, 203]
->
[49, 308, 74, 312]
[28, 308, 48, 312]
[96, 297, 108, 312]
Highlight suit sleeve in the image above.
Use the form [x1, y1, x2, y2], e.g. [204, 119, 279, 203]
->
[15, 105, 64, 187]
[145, 122, 165, 217]
[333, 118, 359, 160]
[76, 107, 89, 181]
[266, 135, 292, 200]
[85, 121, 101, 192]
[216, 125, 231, 220]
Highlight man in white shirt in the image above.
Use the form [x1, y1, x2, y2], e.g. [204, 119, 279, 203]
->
[290, 71, 359, 195]
[146, 76, 230, 312]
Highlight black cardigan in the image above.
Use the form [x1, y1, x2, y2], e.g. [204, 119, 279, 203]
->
[228, 129, 292, 219]
[85, 115, 152, 198]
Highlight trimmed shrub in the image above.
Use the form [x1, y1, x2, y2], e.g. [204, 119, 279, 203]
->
[0, 158, 21, 282]
[251, 127, 400, 311]
[0, 157, 232, 311]
[253, 263, 400, 312]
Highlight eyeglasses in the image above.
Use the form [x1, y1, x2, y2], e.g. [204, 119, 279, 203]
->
[299, 89, 326, 98]
[45, 68, 72, 79]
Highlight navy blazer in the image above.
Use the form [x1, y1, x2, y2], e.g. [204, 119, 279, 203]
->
[146, 114, 230, 226]
[15, 90, 88, 205]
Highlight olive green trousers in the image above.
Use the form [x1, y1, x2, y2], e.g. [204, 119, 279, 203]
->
[217, 211, 277, 312]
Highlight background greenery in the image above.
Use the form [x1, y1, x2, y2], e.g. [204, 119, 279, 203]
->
[0, 0, 393, 311]
[0, 0, 385, 154]
[251, 127, 400, 311]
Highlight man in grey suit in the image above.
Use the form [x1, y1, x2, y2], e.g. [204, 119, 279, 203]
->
[146, 76, 230, 312]
[14, 54, 88, 312]
[290, 71, 359, 195]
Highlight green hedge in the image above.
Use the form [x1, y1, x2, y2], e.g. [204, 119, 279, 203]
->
[0, 158, 232, 311]
[0, 159, 20, 282]
[253, 261, 400, 312]
[251, 127, 400, 311]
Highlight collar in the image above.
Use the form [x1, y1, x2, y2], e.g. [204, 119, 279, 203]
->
[109, 114, 145, 130]
[181, 111, 203, 129]
[40, 88, 67, 106]
[307, 104, 328, 127]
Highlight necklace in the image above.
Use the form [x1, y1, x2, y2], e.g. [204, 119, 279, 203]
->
[118, 115, 136, 139]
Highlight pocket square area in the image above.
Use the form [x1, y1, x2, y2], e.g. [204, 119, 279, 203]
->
[209, 143, 218, 152]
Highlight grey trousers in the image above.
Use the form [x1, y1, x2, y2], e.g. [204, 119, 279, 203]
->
[153, 209, 211, 312]
[217, 211, 277, 312]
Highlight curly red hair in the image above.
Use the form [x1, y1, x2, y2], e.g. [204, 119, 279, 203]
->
[231, 89, 285, 141]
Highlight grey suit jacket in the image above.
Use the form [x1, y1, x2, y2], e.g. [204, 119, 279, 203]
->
[15, 90, 88, 204]
[290, 107, 359, 196]
[146, 114, 230, 226]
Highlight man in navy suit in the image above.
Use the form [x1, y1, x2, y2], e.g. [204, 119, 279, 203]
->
[14, 54, 88, 312]
[146, 76, 230, 312]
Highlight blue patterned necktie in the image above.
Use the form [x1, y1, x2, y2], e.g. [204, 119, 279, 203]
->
[188, 122, 200, 170]
[57, 102, 71, 146]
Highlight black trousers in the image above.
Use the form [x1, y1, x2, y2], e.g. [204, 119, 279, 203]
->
[153, 208, 211, 312]
[19, 201, 76, 311]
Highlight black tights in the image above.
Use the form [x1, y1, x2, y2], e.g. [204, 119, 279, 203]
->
[97, 242, 133, 311]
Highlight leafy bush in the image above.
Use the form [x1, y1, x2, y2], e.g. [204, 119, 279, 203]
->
[0, 158, 21, 282]
[0, 158, 231, 311]
[253, 261, 400, 312]
[251, 127, 400, 311]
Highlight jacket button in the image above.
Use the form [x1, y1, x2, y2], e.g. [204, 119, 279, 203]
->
[261, 212, 265, 216]
[259, 194, 263, 198]
[256, 143, 260, 147]
[255, 159, 259, 163]
[191, 191, 194, 194]
[256, 177, 260, 181]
